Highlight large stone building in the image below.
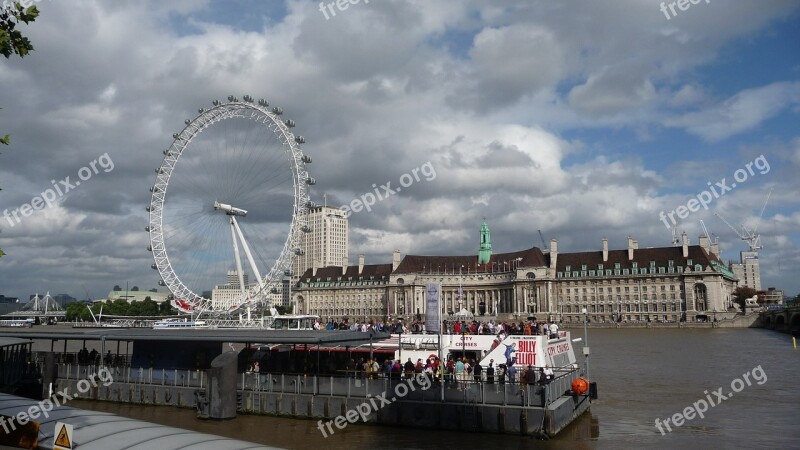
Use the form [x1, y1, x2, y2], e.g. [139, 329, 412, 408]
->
[294, 224, 739, 324]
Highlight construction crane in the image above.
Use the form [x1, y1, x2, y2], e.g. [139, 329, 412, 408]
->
[714, 189, 772, 252]
[538, 229, 548, 252]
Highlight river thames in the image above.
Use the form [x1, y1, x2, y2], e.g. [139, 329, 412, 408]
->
[73, 328, 799, 449]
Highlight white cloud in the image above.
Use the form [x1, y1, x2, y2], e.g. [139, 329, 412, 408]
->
[665, 81, 800, 142]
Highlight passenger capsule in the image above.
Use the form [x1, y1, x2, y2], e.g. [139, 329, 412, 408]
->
[285, 119, 295, 128]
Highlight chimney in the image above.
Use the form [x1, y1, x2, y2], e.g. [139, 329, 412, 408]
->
[682, 232, 689, 258]
[392, 249, 401, 271]
[342, 257, 348, 275]
[312, 259, 319, 277]
[549, 239, 558, 269]
[633, 240, 639, 250]
[710, 241, 720, 258]
[602, 238, 608, 262]
[699, 235, 709, 252]
[358, 254, 365, 274]
[627, 236, 634, 261]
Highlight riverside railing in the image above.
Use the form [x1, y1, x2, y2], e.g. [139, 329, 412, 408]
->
[52, 364, 582, 408]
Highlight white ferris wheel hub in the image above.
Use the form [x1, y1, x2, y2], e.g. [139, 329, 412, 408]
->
[214, 201, 248, 217]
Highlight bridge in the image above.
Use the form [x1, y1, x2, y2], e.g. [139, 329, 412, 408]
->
[758, 304, 800, 334]
[0, 293, 67, 324]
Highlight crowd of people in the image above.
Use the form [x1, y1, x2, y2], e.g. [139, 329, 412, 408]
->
[315, 317, 562, 339]
[343, 353, 557, 389]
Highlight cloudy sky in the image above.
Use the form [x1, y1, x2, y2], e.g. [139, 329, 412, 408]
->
[1, 0, 799, 303]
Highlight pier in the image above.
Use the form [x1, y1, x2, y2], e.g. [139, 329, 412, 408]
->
[0, 326, 591, 439]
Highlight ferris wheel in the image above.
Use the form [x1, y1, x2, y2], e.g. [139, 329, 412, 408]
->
[147, 95, 314, 315]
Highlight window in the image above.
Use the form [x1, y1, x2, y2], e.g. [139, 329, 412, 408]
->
[565, 265, 571, 272]
[581, 265, 587, 271]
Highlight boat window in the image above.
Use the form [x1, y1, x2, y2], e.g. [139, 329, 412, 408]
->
[289, 319, 299, 329]
[272, 319, 286, 329]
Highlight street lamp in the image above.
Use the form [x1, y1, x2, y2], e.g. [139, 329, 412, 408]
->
[582, 307, 590, 380]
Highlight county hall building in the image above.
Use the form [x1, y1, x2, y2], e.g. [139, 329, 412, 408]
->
[294, 222, 739, 324]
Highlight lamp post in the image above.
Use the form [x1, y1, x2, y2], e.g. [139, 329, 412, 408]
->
[583, 307, 590, 381]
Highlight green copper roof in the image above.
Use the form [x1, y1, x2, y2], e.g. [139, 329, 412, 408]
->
[478, 220, 492, 264]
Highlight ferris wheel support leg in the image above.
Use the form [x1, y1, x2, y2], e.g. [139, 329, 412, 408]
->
[231, 216, 264, 287]
[230, 217, 247, 296]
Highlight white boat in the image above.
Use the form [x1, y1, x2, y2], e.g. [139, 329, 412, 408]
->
[376, 331, 578, 370]
[267, 314, 320, 331]
[152, 318, 208, 329]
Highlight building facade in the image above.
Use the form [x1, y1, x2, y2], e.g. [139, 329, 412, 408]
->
[295, 225, 739, 324]
[292, 205, 348, 283]
[731, 250, 761, 291]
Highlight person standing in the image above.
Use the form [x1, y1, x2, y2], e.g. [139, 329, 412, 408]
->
[455, 357, 465, 390]
[549, 321, 559, 339]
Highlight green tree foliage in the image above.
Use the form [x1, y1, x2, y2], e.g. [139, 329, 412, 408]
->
[0, 2, 38, 59]
[65, 302, 93, 321]
[65, 298, 177, 320]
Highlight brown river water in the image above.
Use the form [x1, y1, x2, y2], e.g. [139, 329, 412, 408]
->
[71, 328, 799, 449]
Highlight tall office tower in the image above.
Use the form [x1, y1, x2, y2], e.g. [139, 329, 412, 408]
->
[292, 205, 349, 281]
[731, 251, 761, 291]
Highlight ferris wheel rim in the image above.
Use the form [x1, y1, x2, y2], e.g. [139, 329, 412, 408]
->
[147, 97, 311, 315]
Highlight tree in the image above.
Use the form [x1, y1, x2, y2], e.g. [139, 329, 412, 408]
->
[732, 286, 757, 312]
[158, 300, 176, 315]
[0, 2, 38, 59]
